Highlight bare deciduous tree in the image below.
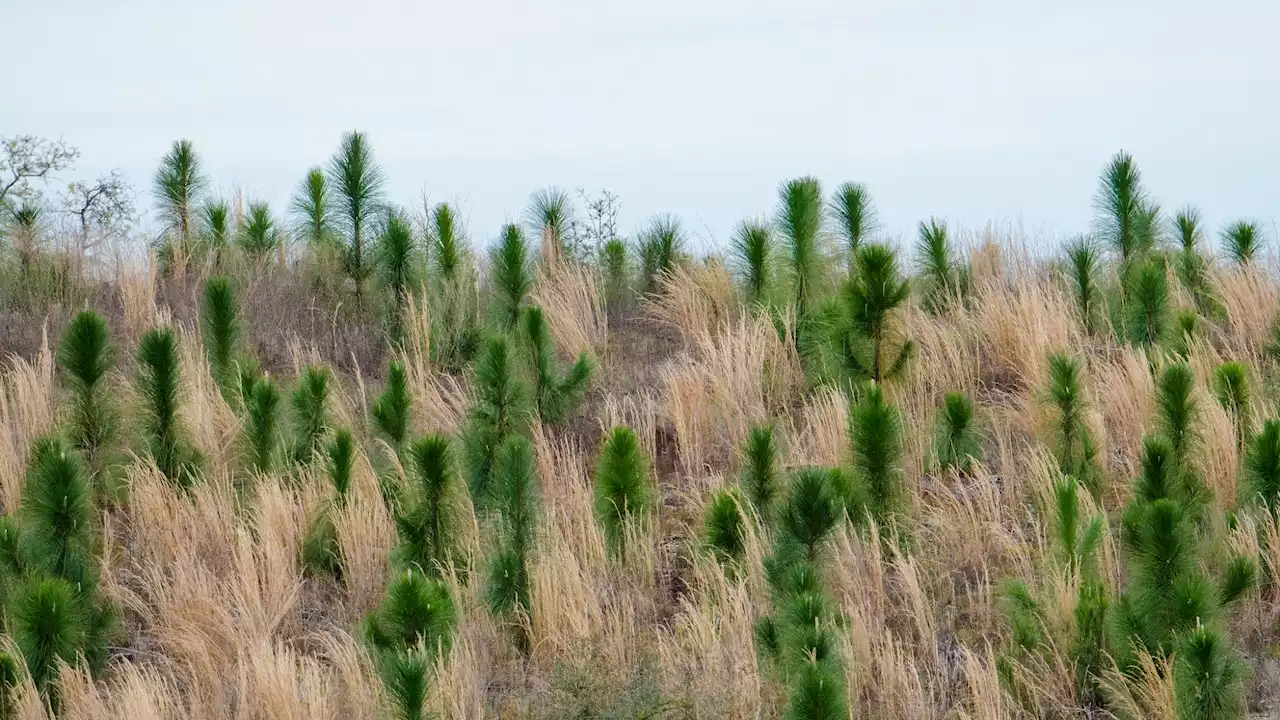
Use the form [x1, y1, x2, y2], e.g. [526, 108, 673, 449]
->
[61, 170, 136, 253]
[0, 135, 80, 207]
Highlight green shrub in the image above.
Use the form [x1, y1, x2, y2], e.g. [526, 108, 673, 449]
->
[1174, 624, 1244, 720]
[364, 568, 457, 655]
[239, 201, 277, 256]
[10, 575, 89, 698]
[376, 646, 432, 720]
[1212, 361, 1250, 454]
[376, 211, 419, 342]
[486, 435, 539, 650]
[200, 276, 243, 396]
[784, 658, 846, 720]
[1243, 420, 1280, 512]
[1042, 353, 1103, 497]
[19, 437, 95, 587]
[1125, 257, 1170, 348]
[776, 177, 824, 328]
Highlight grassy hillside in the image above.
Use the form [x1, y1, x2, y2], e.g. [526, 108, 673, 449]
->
[0, 136, 1277, 719]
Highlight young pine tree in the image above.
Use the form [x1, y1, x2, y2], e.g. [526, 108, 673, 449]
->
[393, 434, 461, 577]
[291, 365, 331, 465]
[327, 131, 387, 309]
[301, 428, 359, 576]
[461, 335, 530, 508]
[776, 176, 824, 336]
[594, 426, 651, 558]
[519, 305, 593, 425]
[1063, 237, 1102, 335]
[600, 238, 631, 312]
[916, 217, 964, 313]
[377, 211, 419, 342]
[57, 310, 115, 469]
[1042, 353, 1103, 497]
[1222, 220, 1263, 266]
[152, 139, 208, 254]
[739, 423, 780, 520]
[371, 359, 413, 448]
[1094, 151, 1152, 273]
[933, 391, 982, 476]
[703, 487, 747, 570]
[1173, 207, 1219, 317]
[829, 182, 876, 275]
[1126, 257, 1171, 349]
[849, 385, 905, 531]
[243, 374, 280, 474]
[239, 201, 277, 257]
[290, 167, 337, 250]
[524, 186, 575, 263]
[201, 199, 230, 255]
[1243, 420, 1280, 512]
[639, 214, 685, 294]
[137, 328, 200, 487]
[20, 437, 95, 586]
[490, 223, 534, 330]
[731, 219, 774, 307]
[486, 435, 539, 650]
[1212, 361, 1251, 455]
[829, 244, 914, 385]
[779, 468, 842, 561]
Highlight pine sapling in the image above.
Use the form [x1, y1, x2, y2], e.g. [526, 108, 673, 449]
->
[56, 310, 115, 470]
[461, 335, 530, 509]
[933, 391, 982, 476]
[490, 223, 533, 330]
[243, 374, 280, 474]
[594, 425, 651, 558]
[519, 305, 594, 425]
[393, 435, 461, 577]
[290, 365, 331, 465]
[739, 423, 780, 520]
[485, 435, 539, 651]
[731, 219, 774, 307]
[137, 328, 201, 487]
[371, 359, 413, 447]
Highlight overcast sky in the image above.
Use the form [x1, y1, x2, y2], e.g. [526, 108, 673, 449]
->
[5, 0, 1277, 251]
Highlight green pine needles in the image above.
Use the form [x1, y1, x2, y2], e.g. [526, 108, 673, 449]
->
[703, 487, 747, 569]
[601, 238, 631, 311]
[828, 244, 914, 386]
[829, 182, 876, 274]
[776, 176, 824, 328]
[1244, 420, 1280, 512]
[291, 365, 331, 465]
[485, 435, 539, 650]
[639, 214, 685, 294]
[152, 139, 208, 251]
[491, 223, 534, 330]
[461, 335, 530, 508]
[915, 217, 965, 314]
[371, 359, 413, 447]
[57, 310, 115, 469]
[848, 385, 905, 531]
[1094, 151, 1153, 270]
[594, 426, 651, 557]
[136, 328, 200, 487]
[363, 568, 457, 720]
[291, 167, 337, 250]
[243, 374, 280, 474]
[201, 199, 230, 254]
[933, 391, 982, 476]
[1212, 361, 1250, 455]
[377, 210, 419, 341]
[1042, 353, 1103, 496]
[327, 131, 387, 308]
[1063, 237, 1102, 335]
[779, 468, 842, 561]
[731, 219, 774, 307]
[200, 275, 247, 397]
[740, 423, 780, 519]
[239, 201, 277, 256]
[1222, 220, 1263, 266]
[1126, 257, 1170, 348]
[393, 434, 462, 577]
[519, 305, 594, 425]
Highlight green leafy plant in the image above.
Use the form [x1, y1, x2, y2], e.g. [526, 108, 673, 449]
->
[933, 391, 981, 476]
[371, 359, 413, 448]
[461, 335, 530, 508]
[829, 182, 876, 274]
[327, 131, 387, 308]
[638, 214, 685, 294]
[490, 223, 534, 330]
[137, 328, 200, 487]
[594, 426, 651, 557]
[1222, 220, 1263, 266]
[57, 310, 115, 469]
[290, 365, 331, 465]
[731, 219, 774, 307]
[393, 434, 461, 577]
[519, 305, 593, 425]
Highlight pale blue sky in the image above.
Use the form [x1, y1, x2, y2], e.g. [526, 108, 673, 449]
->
[5, 0, 1277, 251]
